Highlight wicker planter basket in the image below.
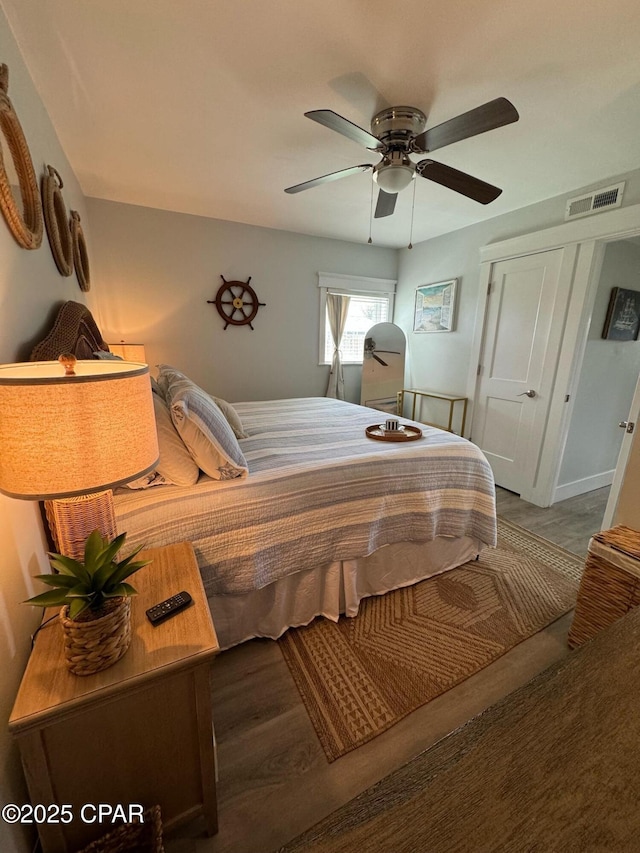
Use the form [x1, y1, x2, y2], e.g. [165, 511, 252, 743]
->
[76, 804, 164, 852]
[60, 597, 132, 676]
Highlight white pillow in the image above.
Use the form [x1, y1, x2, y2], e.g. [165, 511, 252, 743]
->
[152, 392, 200, 486]
[211, 395, 248, 439]
[161, 374, 248, 480]
[126, 471, 170, 490]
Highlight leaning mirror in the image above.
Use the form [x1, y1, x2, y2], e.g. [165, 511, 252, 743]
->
[0, 63, 43, 249]
[360, 322, 407, 413]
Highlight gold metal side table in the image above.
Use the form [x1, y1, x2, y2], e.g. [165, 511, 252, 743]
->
[398, 388, 468, 435]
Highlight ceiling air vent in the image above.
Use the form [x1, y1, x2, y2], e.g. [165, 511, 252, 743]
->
[565, 182, 625, 221]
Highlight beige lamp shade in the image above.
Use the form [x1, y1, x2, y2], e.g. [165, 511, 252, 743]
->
[108, 342, 146, 362]
[0, 360, 159, 500]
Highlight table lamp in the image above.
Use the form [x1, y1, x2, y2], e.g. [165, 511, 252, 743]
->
[108, 342, 146, 362]
[0, 355, 159, 560]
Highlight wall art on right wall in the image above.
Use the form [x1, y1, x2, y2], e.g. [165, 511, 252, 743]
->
[413, 279, 457, 333]
[602, 287, 640, 341]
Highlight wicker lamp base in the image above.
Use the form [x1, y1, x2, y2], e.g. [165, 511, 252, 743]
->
[45, 489, 117, 562]
[60, 597, 132, 676]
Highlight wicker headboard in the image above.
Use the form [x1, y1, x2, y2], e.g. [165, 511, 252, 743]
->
[30, 301, 109, 361]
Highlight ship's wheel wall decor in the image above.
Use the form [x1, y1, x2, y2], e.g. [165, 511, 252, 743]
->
[207, 275, 266, 330]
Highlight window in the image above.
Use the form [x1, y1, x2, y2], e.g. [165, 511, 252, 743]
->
[318, 273, 397, 365]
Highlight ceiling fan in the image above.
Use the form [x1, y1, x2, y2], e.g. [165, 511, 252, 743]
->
[364, 337, 401, 367]
[284, 98, 519, 218]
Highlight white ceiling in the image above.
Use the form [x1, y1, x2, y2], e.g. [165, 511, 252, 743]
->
[3, 0, 640, 248]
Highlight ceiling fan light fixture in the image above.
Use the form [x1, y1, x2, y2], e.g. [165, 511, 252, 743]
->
[374, 154, 415, 193]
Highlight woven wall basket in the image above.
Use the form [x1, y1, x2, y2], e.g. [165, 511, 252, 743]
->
[60, 597, 132, 677]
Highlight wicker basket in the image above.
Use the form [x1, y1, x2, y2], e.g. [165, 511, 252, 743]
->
[60, 597, 132, 676]
[75, 804, 164, 853]
[568, 525, 640, 648]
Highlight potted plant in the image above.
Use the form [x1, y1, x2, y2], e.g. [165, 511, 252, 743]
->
[25, 530, 151, 676]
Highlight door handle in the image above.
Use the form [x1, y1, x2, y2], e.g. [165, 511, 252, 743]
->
[517, 389, 537, 398]
[619, 421, 635, 434]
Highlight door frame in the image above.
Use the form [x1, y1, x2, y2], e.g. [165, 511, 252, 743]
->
[602, 371, 640, 529]
[466, 200, 640, 506]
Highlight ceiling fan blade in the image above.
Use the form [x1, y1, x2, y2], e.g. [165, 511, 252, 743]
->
[284, 164, 372, 194]
[372, 354, 388, 366]
[416, 160, 502, 205]
[374, 189, 397, 219]
[305, 110, 383, 150]
[413, 97, 519, 153]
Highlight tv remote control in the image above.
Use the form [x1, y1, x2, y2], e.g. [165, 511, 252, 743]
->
[146, 591, 193, 625]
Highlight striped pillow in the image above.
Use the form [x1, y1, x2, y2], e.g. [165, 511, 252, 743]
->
[162, 373, 248, 480]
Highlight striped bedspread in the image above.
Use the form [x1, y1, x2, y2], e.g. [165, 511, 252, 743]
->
[113, 398, 497, 596]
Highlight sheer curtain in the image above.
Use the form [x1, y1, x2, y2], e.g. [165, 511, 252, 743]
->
[325, 292, 350, 400]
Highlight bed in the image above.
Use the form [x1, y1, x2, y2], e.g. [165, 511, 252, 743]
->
[31, 301, 497, 649]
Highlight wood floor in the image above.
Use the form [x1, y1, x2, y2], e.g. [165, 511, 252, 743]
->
[495, 485, 609, 558]
[165, 487, 609, 853]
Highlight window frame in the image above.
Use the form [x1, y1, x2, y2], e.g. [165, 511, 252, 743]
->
[318, 272, 397, 366]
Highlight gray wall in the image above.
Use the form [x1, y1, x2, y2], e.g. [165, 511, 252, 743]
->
[558, 239, 640, 487]
[0, 9, 93, 852]
[393, 170, 640, 433]
[86, 198, 397, 405]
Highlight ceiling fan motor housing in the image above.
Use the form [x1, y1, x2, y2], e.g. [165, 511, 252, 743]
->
[370, 106, 427, 150]
[371, 107, 427, 192]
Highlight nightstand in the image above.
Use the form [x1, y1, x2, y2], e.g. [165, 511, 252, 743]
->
[9, 541, 219, 853]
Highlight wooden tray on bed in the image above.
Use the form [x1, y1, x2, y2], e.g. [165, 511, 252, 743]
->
[366, 424, 423, 442]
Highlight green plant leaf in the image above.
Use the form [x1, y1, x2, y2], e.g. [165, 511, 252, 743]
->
[23, 589, 70, 607]
[112, 543, 146, 571]
[103, 582, 137, 598]
[65, 584, 92, 599]
[107, 558, 151, 589]
[91, 561, 118, 594]
[97, 532, 128, 566]
[32, 573, 78, 589]
[48, 553, 87, 579]
[83, 530, 106, 574]
[68, 598, 90, 619]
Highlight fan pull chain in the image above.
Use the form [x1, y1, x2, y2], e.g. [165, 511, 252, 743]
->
[408, 178, 417, 249]
[367, 174, 374, 244]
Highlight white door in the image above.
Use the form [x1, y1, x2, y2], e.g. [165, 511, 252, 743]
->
[472, 249, 566, 495]
[602, 371, 640, 529]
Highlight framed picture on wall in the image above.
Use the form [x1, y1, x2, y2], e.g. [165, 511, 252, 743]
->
[413, 279, 457, 333]
[602, 287, 640, 341]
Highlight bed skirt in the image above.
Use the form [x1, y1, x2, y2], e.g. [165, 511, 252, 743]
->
[208, 535, 483, 649]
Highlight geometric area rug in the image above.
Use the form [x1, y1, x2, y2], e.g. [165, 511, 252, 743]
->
[279, 518, 581, 761]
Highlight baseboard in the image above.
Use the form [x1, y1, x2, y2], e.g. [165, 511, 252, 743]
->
[553, 469, 615, 503]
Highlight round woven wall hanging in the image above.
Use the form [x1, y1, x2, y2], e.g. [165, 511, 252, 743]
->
[42, 165, 73, 276]
[0, 64, 43, 249]
[70, 210, 90, 291]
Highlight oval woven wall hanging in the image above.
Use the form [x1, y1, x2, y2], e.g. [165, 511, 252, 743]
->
[42, 165, 73, 276]
[70, 210, 90, 291]
[0, 64, 43, 249]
